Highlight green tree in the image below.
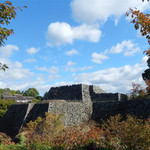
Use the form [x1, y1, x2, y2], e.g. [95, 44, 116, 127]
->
[23, 88, 39, 98]
[0, 89, 5, 99]
[10, 89, 15, 96]
[0, 1, 26, 71]
[15, 90, 22, 95]
[43, 91, 48, 100]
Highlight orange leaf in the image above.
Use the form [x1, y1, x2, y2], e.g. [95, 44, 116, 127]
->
[5, 1, 12, 5]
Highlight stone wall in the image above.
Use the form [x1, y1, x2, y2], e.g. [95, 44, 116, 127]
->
[90, 93, 127, 102]
[89, 85, 106, 94]
[0, 101, 92, 137]
[45, 84, 126, 102]
[0, 84, 93, 137]
[45, 84, 82, 101]
[92, 99, 150, 123]
[0, 84, 149, 138]
[48, 101, 92, 126]
[1, 98, 150, 138]
[0, 104, 34, 137]
[46, 84, 107, 102]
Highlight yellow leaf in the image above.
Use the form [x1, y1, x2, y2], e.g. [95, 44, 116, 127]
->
[1, 67, 5, 71]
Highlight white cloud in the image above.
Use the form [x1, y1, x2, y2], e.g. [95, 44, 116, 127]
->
[79, 66, 93, 71]
[24, 58, 37, 63]
[0, 61, 59, 96]
[48, 75, 60, 81]
[92, 52, 109, 64]
[35, 66, 47, 71]
[47, 66, 59, 74]
[0, 61, 34, 81]
[71, 0, 150, 23]
[14, 61, 22, 68]
[64, 61, 92, 72]
[65, 61, 76, 72]
[26, 47, 39, 54]
[91, 40, 141, 64]
[47, 22, 101, 46]
[67, 61, 76, 66]
[65, 49, 79, 56]
[74, 56, 148, 93]
[52, 81, 74, 87]
[0, 45, 34, 81]
[109, 40, 141, 56]
[35, 66, 59, 74]
[0, 45, 18, 58]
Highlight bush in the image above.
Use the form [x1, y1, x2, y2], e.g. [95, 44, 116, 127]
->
[0, 100, 15, 118]
[26, 116, 44, 131]
[41, 112, 64, 139]
[102, 114, 150, 150]
[25, 115, 109, 149]
[26, 112, 64, 144]
[31, 99, 41, 103]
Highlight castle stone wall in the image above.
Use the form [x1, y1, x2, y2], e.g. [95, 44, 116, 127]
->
[0, 84, 93, 137]
[92, 99, 150, 123]
[89, 85, 106, 94]
[0, 84, 149, 138]
[46, 84, 82, 101]
[48, 101, 92, 126]
[90, 93, 127, 102]
[0, 101, 92, 137]
[0, 104, 34, 137]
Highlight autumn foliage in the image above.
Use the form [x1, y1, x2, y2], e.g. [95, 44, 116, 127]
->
[0, 1, 27, 46]
[0, 112, 149, 150]
[0, 1, 26, 71]
[126, 8, 150, 94]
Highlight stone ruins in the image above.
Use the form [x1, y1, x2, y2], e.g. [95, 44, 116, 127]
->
[0, 84, 150, 137]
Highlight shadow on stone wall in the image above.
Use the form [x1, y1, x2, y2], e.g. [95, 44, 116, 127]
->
[46, 84, 82, 101]
[0, 104, 29, 137]
[92, 99, 150, 124]
[24, 103, 49, 124]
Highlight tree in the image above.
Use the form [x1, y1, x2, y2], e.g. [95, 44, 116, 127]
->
[23, 88, 39, 98]
[126, 4, 150, 94]
[15, 90, 22, 95]
[0, 1, 26, 71]
[0, 1, 27, 46]
[43, 91, 48, 100]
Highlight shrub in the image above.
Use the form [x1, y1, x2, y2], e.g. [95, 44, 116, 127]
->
[31, 99, 41, 103]
[0, 100, 15, 118]
[26, 116, 44, 131]
[38, 112, 64, 141]
[26, 112, 64, 144]
[102, 114, 150, 150]
[0, 144, 28, 150]
[0, 132, 12, 145]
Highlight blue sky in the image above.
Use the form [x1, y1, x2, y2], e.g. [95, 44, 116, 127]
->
[0, 0, 150, 96]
